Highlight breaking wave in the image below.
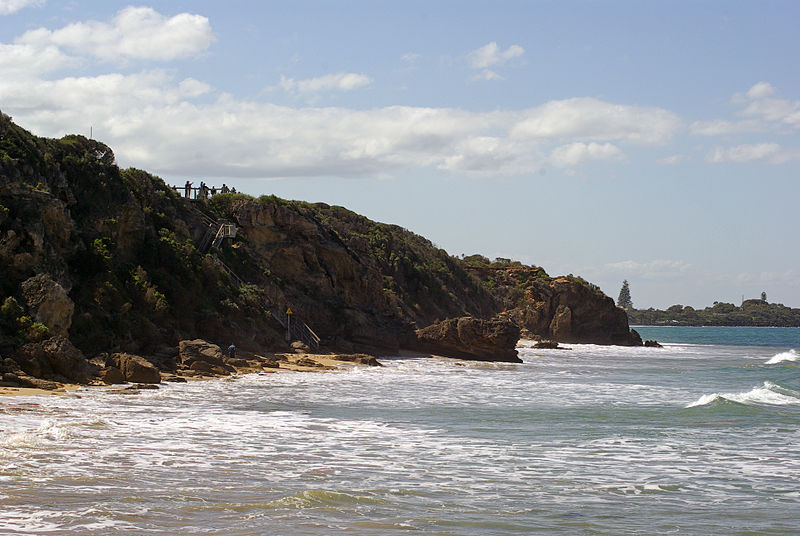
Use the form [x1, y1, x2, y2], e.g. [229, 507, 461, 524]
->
[686, 381, 800, 408]
[765, 349, 799, 364]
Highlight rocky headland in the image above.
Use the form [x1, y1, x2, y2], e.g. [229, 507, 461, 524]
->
[0, 111, 641, 391]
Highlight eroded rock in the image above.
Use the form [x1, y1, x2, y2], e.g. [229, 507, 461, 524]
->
[108, 353, 161, 384]
[413, 317, 521, 363]
[14, 336, 88, 383]
[20, 274, 74, 337]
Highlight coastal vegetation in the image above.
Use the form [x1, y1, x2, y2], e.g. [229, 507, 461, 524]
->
[628, 299, 800, 327]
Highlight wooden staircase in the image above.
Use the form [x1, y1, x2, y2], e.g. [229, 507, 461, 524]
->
[271, 309, 321, 350]
[184, 197, 320, 350]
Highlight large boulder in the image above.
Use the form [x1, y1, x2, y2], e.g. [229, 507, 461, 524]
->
[413, 317, 521, 363]
[178, 339, 235, 375]
[178, 339, 226, 367]
[108, 353, 161, 384]
[20, 273, 74, 337]
[14, 335, 89, 383]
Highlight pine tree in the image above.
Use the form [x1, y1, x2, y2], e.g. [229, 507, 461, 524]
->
[617, 280, 633, 309]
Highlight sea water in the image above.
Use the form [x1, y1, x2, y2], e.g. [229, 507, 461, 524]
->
[2, 327, 800, 535]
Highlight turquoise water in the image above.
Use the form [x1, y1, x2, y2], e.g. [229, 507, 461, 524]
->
[2, 329, 799, 534]
[634, 325, 800, 347]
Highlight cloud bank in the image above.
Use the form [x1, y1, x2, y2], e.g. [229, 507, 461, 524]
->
[16, 6, 214, 62]
[4, 8, 796, 181]
[0, 0, 42, 16]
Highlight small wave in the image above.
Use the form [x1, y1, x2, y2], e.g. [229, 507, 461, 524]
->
[268, 489, 389, 509]
[765, 349, 799, 364]
[686, 381, 800, 408]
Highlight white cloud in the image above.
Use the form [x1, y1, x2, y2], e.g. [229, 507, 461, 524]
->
[0, 12, 684, 180]
[279, 73, 372, 94]
[549, 142, 623, 167]
[689, 119, 763, 136]
[472, 69, 503, 81]
[705, 142, 800, 164]
[511, 98, 681, 145]
[742, 97, 800, 128]
[746, 81, 775, 100]
[468, 42, 524, 81]
[657, 154, 683, 165]
[17, 6, 214, 62]
[0, 62, 686, 178]
[695, 82, 800, 136]
[0, 0, 42, 15]
[0, 42, 75, 75]
[468, 42, 524, 69]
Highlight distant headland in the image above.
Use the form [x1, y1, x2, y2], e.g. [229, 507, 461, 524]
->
[627, 299, 800, 327]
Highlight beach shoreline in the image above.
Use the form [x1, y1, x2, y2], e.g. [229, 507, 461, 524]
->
[0, 351, 383, 398]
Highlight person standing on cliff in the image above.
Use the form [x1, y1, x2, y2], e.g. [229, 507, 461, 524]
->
[184, 180, 192, 199]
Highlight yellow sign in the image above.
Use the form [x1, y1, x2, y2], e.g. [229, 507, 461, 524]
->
[286, 308, 293, 315]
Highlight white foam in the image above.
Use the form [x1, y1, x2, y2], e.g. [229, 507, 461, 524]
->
[686, 393, 721, 408]
[686, 381, 800, 407]
[765, 349, 799, 364]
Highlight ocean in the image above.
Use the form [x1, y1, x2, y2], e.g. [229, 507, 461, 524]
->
[2, 326, 799, 535]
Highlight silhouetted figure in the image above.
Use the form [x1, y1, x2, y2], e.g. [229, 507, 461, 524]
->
[184, 180, 192, 198]
[227, 344, 236, 359]
[221, 184, 230, 194]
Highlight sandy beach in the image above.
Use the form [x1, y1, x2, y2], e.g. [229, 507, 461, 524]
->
[0, 351, 381, 398]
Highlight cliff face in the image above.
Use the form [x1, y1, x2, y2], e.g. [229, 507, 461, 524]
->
[212, 197, 502, 352]
[1, 112, 640, 387]
[465, 265, 641, 346]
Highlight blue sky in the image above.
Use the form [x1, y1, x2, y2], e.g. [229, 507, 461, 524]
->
[2, 0, 799, 308]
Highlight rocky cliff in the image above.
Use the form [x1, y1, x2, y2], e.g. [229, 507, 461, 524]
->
[0, 112, 639, 388]
[465, 261, 641, 346]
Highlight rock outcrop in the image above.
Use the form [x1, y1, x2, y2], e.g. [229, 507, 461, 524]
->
[467, 265, 642, 346]
[21, 273, 74, 337]
[107, 353, 161, 384]
[13, 336, 89, 384]
[413, 317, 521, 363]
[178, 339, 235, 376]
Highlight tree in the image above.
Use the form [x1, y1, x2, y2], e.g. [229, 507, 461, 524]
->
[617, 280, 633, 309]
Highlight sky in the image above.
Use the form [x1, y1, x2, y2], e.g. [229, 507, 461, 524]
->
[1, 0, 799, 309]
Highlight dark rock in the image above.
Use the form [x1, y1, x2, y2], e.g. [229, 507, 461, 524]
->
[108, 353, 161, 384]
[644, 340, 663, 348]
[4, 372, 61, 390]
[534, 340, 561, 349]
[161, 373, 188, 383]
[413, 317, 521, 363]
[15, 336, 89, 383]
[295, 357, 325, 368]
[179, 339, 226, 368]
[130, 383, 159, 390]
[99, 366, 126, 384]
[335, 353, 383, 366]
[263, 358, 281, 368]
[225, 357, 251, 368]
[189, 360, 215, 373]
